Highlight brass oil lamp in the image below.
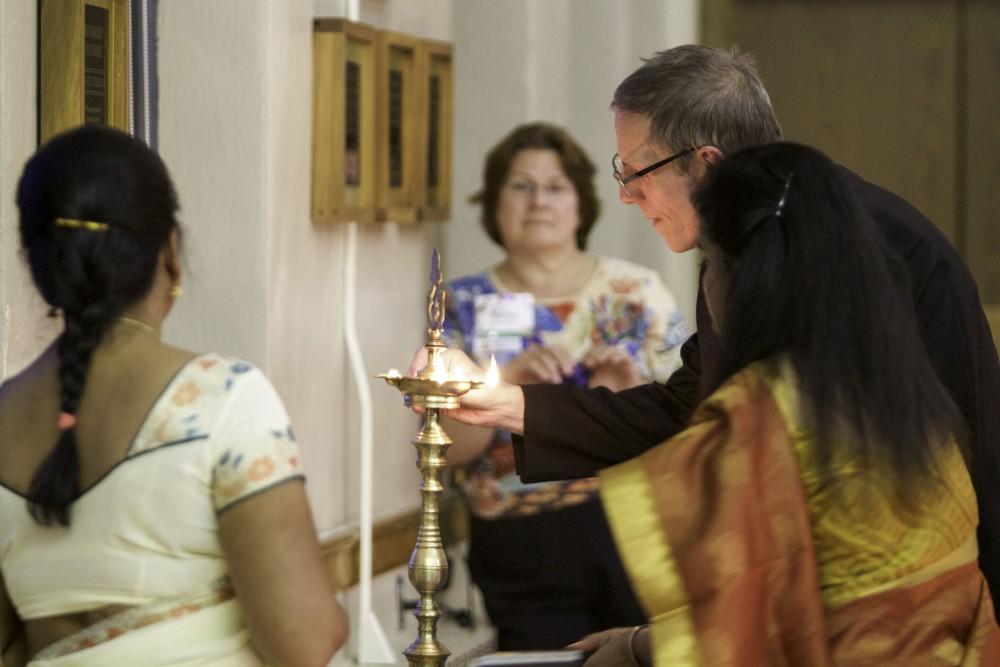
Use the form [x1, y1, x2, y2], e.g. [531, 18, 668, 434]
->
[378, 249, 490, 666]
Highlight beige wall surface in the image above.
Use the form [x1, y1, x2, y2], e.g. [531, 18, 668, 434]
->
[707, 1, 959, 240]
[0, 0, 61, 379]
[703, 0, 1000, 306]
[158, 1, 271, 366]
[2, 2, 702, 540]
[964, 1, 1000, 304]
[448, 0, 702, 328]
[158, 0, 453, 538]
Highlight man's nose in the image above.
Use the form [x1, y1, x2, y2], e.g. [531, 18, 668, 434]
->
[619, 183, 640, 204]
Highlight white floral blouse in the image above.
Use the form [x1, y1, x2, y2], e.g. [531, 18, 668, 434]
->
[444, 256, 688, 519]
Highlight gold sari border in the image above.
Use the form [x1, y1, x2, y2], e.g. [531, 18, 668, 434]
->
[765, 357, 799, 433]
[766, 358, 980, 608]
[601, 457, 701, 666]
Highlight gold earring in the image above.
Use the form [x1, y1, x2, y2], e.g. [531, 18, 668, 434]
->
[170, 284, 184, 299]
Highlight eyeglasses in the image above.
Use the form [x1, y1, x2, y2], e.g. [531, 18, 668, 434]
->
[612, 147, 697, 196]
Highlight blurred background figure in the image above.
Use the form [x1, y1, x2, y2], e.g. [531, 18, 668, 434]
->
[443, 122, 688, 650]
[0, 125, 346, 666]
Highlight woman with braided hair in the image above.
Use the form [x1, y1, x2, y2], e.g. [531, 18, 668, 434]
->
[0, 125, 345, 666]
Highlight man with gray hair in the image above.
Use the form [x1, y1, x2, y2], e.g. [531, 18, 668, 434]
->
[423, 45, 1000, 632]
[504, 45, 1000, 614]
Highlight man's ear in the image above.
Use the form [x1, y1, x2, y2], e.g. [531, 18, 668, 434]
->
[698, 146, 724, 167]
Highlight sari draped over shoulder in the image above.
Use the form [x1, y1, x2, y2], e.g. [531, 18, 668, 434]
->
[600, 362, 1000, 666]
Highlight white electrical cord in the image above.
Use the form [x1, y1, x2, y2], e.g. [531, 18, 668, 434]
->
[342, 2, 395, 662]
[344, 223, 394, 664]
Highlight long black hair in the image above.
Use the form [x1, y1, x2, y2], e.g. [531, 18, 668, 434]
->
[17, 125, 180, 526]
[695, 142, 963, 489]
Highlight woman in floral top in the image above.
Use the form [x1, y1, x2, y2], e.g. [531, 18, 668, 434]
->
[444, 123, 687, 650]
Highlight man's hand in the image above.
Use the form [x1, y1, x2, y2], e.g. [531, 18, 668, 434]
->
[406, 347, 526, 434]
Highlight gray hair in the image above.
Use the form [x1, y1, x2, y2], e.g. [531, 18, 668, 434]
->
[612, 45, 782, 171]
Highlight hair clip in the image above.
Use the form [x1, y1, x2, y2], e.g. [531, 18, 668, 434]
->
[774, 172, 795, 219]
[54, 217, 109, 232]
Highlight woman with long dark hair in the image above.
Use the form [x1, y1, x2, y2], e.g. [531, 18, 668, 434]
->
[0, 125, 345, 666]
[433, 142, 1000, 664]
[574, 142, 999, 664]
[697, 141, 964, 485]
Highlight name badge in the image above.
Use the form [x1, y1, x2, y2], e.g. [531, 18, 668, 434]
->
[474, 292, 535, 335]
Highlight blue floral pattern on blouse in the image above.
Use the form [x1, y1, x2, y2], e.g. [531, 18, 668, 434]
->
[444, 256, 688, 519]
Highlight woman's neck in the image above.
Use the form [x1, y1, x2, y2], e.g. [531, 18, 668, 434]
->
[495, 249, 596, 299]
[117, 293, 169, 335]
[89, 298, 167, 358]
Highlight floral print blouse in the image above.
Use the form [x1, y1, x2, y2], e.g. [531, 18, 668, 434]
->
[444, 256, 688, 520]
[0, 353, 304, 620]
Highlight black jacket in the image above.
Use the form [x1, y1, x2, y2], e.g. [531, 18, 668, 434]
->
[513, 167, 1000, 609]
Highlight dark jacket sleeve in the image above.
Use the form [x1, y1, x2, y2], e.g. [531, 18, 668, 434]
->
[513, 287, 714, 482]
[511, 165, 1000, 611]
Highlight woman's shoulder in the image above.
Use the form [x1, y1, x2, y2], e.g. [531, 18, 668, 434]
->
[0, 343, 57, 391]
[0, 345, 59, 429]
[173, 352, 270, 393]
[445, 271, 499, 312]
[146, 352, 275, 421]
[130, 353, 283, 453]
[692, 361, 790, 426]
[591, 256, 667, 288]
[447, 270, 494, 292]
[588, 256, 678, 304]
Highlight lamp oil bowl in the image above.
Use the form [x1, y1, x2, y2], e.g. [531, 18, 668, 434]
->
[377, 360, 484, 410]
[378, 249, 482, 666]
[376, 374, 484, 409]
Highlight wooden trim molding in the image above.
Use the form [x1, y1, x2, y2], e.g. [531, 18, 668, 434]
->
[321, 492, 468, 591]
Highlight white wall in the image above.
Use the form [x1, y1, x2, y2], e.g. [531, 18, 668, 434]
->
[158, 1, 271, 366]
[0, 0, 61, 378]
[1, 0, 700, 529]
[0, 2, 700, 662]
[157, 0, 449, 537]
[447, 0, 701, 327]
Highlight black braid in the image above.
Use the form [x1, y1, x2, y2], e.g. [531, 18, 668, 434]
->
[17, 125, 181, 527]
[28, 294, 115, 525]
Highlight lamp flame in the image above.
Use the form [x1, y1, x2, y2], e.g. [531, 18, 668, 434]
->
[386, 368, 401, 379]
[485, 354, 500, 387]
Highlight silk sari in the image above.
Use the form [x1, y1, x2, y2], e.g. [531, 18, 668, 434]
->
[601, 362, 1000, 665]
